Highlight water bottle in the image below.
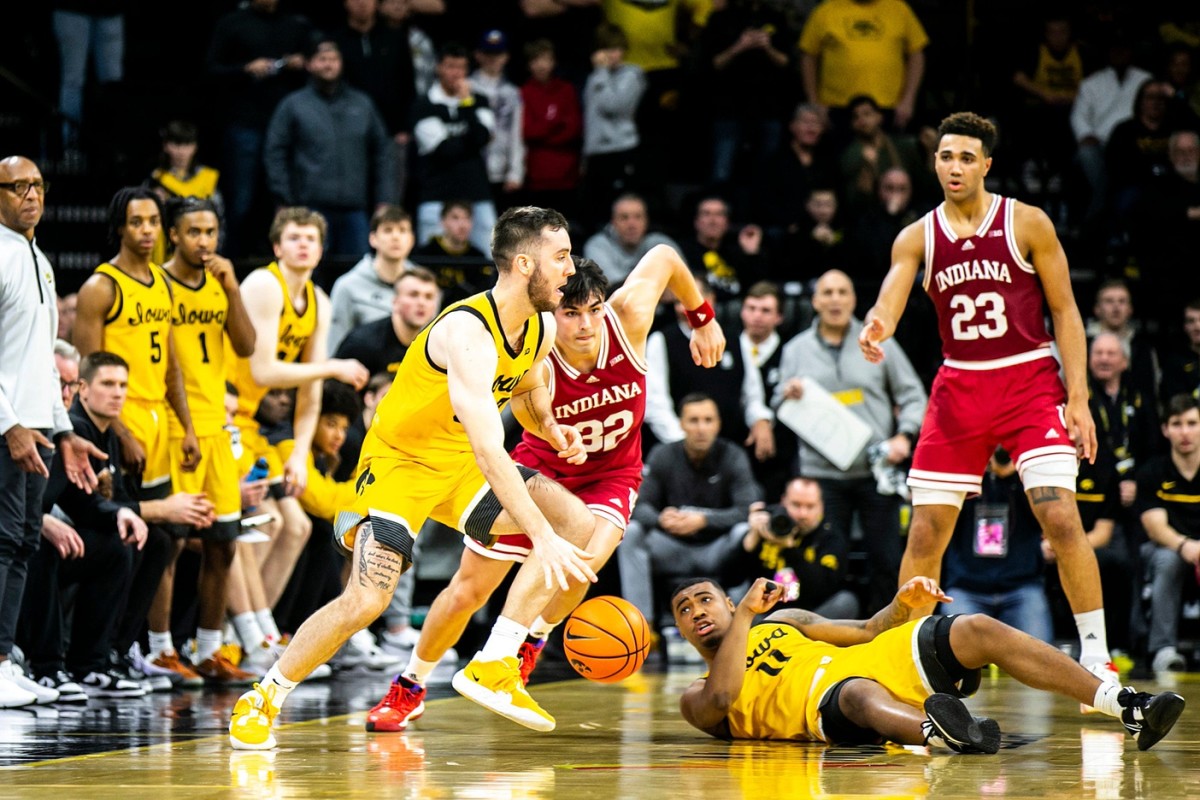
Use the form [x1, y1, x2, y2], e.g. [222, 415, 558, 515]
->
[244, 457, 270, 512]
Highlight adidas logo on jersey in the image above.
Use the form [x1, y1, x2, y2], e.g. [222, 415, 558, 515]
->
[961, 240, 975, 251]
[609, 497, 623, 508]
[1045, 428, 1060, 439]
[586, 375, 600, 383]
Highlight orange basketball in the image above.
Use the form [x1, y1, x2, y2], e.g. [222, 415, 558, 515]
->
[562, 595, 651, 683]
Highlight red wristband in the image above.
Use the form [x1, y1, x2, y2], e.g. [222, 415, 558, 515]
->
[685, 300, 715, 329]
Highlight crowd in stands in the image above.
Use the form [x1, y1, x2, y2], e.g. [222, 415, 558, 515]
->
[2, 0, 1200, 708]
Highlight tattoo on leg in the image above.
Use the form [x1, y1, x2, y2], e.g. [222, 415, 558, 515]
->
[355, 523, 406, 592]
[1030, 487, 1061, 505]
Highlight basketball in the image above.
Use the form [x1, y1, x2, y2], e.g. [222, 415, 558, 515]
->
[562, 595, 651, 683]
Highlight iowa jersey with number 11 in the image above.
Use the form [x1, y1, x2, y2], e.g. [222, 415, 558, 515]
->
[923, 195, 1053, 363]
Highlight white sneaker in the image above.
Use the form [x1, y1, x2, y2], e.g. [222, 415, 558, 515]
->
[332, 629, 405, 671]
[379, 626, 422, 656]
[0, 659, 57, 704]
[1152, 647, 1187, 674]
[240, 640, 286, 676]
[0, 672, 39, 708]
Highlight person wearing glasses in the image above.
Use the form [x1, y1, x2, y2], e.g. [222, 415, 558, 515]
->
[0, 155, 106, 708]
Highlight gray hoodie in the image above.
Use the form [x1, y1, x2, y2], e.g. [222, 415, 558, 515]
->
[327, 255, 422, 353]
[772, 318, 927, 479]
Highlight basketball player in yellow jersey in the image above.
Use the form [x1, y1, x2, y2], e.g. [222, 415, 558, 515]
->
[152, 196, 258, 684]
[74, 186, 200, 490]
[230, 206, 599, 750]
[673, 577, 1185, 753]
[229, 207, 369, 608]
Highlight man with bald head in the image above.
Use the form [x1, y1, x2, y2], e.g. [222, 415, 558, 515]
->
[774, 269, 927, 610]
[0, 156, 105, 706]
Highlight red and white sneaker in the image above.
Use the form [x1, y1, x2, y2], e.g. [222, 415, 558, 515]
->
[366, 676, 426, 732]
[1081, 660, 1120, 714]
[518, 639, 546, 686]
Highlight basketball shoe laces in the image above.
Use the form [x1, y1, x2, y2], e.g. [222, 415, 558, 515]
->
[237, 683, 279, 725]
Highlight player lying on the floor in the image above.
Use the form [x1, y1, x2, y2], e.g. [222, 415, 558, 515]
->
[672, 576, 1184, 753]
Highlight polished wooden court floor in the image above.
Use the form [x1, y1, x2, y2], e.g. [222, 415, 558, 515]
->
[2, 656, 1198, 799]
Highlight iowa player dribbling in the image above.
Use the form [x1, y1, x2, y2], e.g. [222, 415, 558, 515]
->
[230, 206, 599, 750]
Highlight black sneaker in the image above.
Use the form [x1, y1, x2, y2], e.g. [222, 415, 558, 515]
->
[74, 669, 149, 698]
[36, 671, 87, 703]
[923, 693, 1001, 754]
[1119, 687, 1185, 751]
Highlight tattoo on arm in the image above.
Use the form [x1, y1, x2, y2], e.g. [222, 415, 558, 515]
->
[865, 599, 909, 636]
[521, 393, 543, 434]
[769, 608, 820, 628]
[1030, 486, 1062, 505]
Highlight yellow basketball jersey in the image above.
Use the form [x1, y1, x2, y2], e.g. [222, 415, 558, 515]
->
[364, 291, 545, 459]
[165, 270, 230, 437]
[724, 623, 839, 741]
[229, 262, 317, 427]
[94, 262, 173, 404]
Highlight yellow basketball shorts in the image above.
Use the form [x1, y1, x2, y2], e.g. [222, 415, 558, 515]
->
[121, 398, 171, 491]
[170, 430, 242, 541]
[333, 450, 538, 562]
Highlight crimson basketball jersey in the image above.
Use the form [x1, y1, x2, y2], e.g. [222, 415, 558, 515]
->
[511, 303, 647, 481]
[922, 194, 1053, 364]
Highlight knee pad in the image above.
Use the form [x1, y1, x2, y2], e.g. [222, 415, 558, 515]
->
[910, 487, 967, 509]
[1018, 453, 1078, 492]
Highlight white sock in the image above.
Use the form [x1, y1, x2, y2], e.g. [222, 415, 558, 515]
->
[1074, 609, 1110, 666]
[196, 628, 223, 661]
[232, 612, 266, 650]
[529, 615, 559, 641]
[261, 665, 297, 711]
[256, 609, 282, 642]
[479, 616, 529, 661]
[148, 630, 174, 659]
[1092, 681, 1125, 718]
[403, 654, 439, 686]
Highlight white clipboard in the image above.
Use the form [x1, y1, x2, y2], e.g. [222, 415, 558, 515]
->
[775, 378, 873, 471]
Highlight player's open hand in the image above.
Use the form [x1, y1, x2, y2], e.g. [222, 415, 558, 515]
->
[897, 576, 951, 610]
[548, 423, 587, 465]
[689, 320, 726, 368]
[1065, 395, 1097, 464]
[534, 528, 597, 591]
[858, 316, 887, 364]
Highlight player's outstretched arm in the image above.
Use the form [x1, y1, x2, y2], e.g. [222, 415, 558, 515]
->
[609, 243, 725, 366]
[440, 312, 595, 590]
[1021, 202, 1097, 463]
[767, 577, 950, 646]
[859, 221, 924, 364]
[680, 578, 783, 734]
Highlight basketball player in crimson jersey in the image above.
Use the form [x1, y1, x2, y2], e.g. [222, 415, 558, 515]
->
[858, 112, 1117, 699]
[366, 244, 724, 732]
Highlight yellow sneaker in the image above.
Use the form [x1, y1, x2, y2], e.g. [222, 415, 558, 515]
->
[229, 683, 281, 750]
[452, 655, 555, 732]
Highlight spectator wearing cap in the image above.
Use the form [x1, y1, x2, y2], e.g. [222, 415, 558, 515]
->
[411, 41, 497, 257]
[471, 29, 525, 209]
